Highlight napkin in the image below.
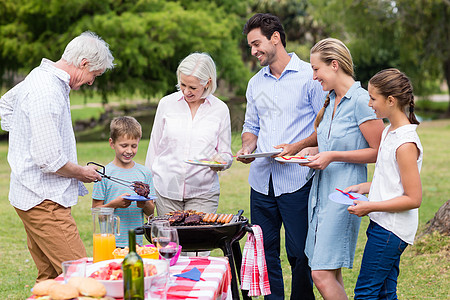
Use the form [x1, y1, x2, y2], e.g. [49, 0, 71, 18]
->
[173, 267, 202, 281]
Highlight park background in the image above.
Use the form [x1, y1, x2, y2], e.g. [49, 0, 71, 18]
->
[0, 0, 449, 299]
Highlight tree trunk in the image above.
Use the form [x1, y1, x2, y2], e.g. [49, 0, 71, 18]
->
[419, 200, 450, 237]
[444, 59, 450, 114]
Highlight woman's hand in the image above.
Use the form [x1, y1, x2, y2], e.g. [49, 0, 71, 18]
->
[297, 146, 319, 158]
[302, 151, 336, 170]
[210, 153, 227, 172]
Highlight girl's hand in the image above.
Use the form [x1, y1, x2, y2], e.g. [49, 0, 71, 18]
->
[344, 182, 371, 195]
[348, 200, 372, 217]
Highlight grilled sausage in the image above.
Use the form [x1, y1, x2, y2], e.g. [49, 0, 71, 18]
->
[224, 214, 233, 224]
[210, 214, 218, 223]
[202, 213, 211, 223]
[218, 214, 226, 223]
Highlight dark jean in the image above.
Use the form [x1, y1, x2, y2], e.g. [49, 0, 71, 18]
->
[251, 177, 314, 300]
[354, 220, 408, 300]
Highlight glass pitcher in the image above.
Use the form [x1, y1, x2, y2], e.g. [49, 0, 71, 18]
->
[92, 207, 120, 263]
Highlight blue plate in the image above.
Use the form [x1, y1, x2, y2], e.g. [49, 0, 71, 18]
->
[123, 195, 157, 201]
[328, 191, 368, 206]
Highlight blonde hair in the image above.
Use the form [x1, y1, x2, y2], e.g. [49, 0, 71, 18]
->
[369, 68, 419, 125]
[110, 116, 142, 141]
[311, 38, 354, 130]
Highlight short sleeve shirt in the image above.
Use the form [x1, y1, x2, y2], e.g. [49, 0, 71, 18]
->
[92, 162, 155, 247]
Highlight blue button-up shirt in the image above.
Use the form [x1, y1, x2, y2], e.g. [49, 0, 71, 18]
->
[242, 53, 326, 196]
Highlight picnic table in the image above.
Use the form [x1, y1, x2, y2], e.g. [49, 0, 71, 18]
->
[27, 256, 232, 300]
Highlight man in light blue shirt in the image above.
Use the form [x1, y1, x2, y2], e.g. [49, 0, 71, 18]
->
[237, 13, 325, 299]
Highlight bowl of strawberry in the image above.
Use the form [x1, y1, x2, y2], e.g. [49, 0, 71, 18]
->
[88, 258, 168, 298]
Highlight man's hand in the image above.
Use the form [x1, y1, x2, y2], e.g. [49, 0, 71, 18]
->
[80, 164, 103, 183]
[236, 146, 255, 164]
[274, 143, 297, 156]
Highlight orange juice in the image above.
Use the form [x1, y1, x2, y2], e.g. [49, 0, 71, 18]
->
[93, 233, 116, 263]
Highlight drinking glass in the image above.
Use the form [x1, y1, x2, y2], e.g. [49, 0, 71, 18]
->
[156, 227, 179, 261]
[62, 258, 87, 284]
[150, 220, 169, 245]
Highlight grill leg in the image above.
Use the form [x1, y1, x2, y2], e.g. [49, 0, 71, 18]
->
[221, 241, 240, 300]
[232, 241, 252, 300]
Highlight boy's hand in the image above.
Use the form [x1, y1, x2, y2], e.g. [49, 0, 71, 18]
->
[137, 199, 155, 216]
[108, 193, 132, 208]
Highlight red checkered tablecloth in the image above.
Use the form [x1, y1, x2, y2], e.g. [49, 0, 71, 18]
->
[167, 256, 231, 300]
[27, 256, 231, 300]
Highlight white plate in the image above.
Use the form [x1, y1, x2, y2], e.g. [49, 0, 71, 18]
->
[184, 159, 228, 168]
[87, 258, 168, 298]
[238, 149, 283, 159]
[275, 156, 311, 163]
[123, 195, 157, 201]
[328, 191, 369, 206]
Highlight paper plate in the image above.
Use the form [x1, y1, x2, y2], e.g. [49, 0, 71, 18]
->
[238, 149, 283, 159]
[328, 191, 368, 206]
[123, 195, 157, 201]
[184, 159, 227, 168]
[275, 156, 311, 163]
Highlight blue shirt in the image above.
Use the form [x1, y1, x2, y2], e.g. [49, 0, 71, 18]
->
[92, 162, 155, 247]
[305, 81, 378, 269]
[242, 53, 326, 196]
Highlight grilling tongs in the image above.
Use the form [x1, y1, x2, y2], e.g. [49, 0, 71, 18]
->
[87, 161, 137, 193]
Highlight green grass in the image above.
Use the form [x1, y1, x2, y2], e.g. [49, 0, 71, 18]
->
[0, 121, 449, 299]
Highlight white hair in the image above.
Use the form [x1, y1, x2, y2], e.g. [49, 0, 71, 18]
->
[176, 52, 217, 98]
[61, 31, 114, 72]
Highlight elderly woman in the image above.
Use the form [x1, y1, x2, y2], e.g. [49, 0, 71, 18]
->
[145, 52, 232, 216]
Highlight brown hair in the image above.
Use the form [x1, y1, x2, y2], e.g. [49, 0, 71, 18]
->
[243, 13, 286, 48]
[369, 68, 419, 125]
[311, 38, 354, 130]
[110, 116, 142, 141]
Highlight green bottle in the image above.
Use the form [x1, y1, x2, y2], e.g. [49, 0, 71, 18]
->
[123, 229, 144, 300]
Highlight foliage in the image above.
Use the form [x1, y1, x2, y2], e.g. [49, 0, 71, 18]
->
[306, 0, 450, 101]
[0, 0, 251, 101]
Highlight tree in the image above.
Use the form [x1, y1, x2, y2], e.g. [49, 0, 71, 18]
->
[307, 0, 450, 109]
[0, 0, 251, 101]
[396, 0, 450, 113]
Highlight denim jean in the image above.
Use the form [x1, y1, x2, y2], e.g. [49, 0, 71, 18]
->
[251, 177, 314, 300]
[354, 220, 408, 300]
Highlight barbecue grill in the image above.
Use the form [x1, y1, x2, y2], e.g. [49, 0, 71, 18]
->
[135, 210, 253, 300]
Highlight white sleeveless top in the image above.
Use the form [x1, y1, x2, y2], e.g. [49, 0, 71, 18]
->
[368, 124, 423, 244]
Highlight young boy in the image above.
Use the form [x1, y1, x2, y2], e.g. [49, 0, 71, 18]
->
[92, 116, 155, 247]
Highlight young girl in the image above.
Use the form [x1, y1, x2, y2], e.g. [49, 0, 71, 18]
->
[345, 68, 423, 299]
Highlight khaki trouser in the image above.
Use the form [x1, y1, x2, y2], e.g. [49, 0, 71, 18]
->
[15, 200, 86, 283]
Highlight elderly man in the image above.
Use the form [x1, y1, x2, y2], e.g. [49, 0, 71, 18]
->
[0, 31, 114, 282]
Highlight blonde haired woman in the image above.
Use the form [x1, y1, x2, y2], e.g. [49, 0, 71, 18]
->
[299, 38, 385, 299]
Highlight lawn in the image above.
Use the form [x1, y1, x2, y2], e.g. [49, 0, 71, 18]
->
[0, 120, 448, 299]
